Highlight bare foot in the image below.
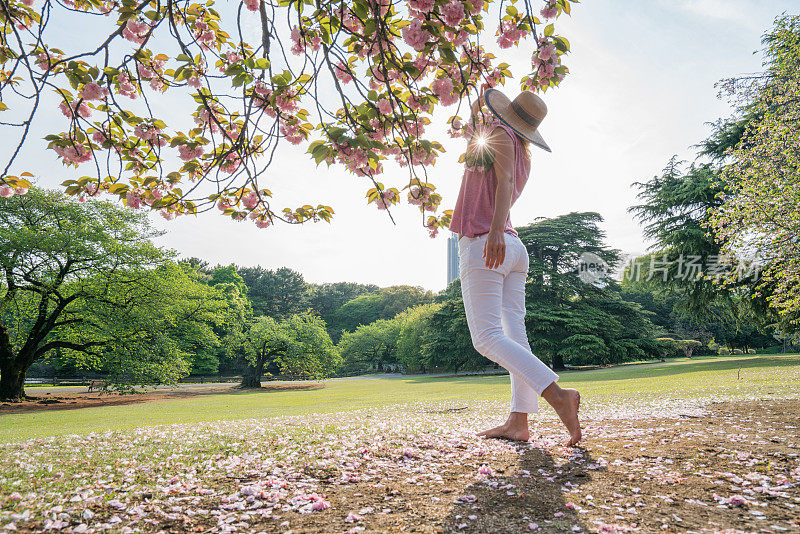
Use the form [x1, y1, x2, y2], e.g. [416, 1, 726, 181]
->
[477, 422, 530, 441]
[549, 388, 581, 446]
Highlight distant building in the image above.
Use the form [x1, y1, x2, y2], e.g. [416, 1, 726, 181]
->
[446, 232, 459, 285]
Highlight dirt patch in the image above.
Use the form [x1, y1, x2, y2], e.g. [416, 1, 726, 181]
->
[69, 398, 794, 534]
[193, 398, 798, 533]
[1, 382, 324, 414]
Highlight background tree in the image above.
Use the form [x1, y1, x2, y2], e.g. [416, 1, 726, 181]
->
[709, 15, 800, 329]
[418, 298, 486, 372]
[237, 266, 309, 318]
[395, 302, 442, 372]
[620, 268, 776, 353]
[0, 0, 578, 236]
[0, 188, 181, 400]
[329, 284, 433, 340]
[518, 212, 663, 370]
[306, 281, 380, 325]
[337, 317, 402, 375]
[629, 159, 728, 312]
[675, 339, 702, 358]
[241, 311, 339, 386]
[211, 282, 254, 376]
[210, 265, 250, 297]
[159, 264, 234, 375]
[240, 315, 289, 387]
[181, 257, 213, 276]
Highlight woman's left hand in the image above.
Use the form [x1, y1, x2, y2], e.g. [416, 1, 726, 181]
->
[483, 230, 506, 269]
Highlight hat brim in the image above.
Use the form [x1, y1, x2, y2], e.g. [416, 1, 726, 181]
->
[484, 88, 551, 153]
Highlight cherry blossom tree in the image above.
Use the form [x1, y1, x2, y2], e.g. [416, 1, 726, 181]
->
[709, 15, 800, 328]
[0, 0, 576, 236]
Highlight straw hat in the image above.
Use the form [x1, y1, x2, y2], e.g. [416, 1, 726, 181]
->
[484, 88, 551, 153]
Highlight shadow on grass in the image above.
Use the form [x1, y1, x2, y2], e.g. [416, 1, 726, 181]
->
[443, 443, 597, 533]
[392, 355, 800, 387]
[1, 382, 327, 415]
[564, 355, 800, 384]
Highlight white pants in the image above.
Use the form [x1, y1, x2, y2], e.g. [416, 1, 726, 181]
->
[459, 232, 559, 413]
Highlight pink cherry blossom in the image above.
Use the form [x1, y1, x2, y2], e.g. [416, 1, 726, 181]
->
[197, 29, 215, 48]
[498, 20, 525, 49]
[342, 9, 363, 32]
[431, 77, 453, 96]
[133, 123, 162, 143]
[280, 120, 305, 144]
[187, 75, 202, 88]
[137, 63, 154, 79]
[408, 185, 431, 205]
[375, 190, 395, 210]
[59, 100, 91, 119]
[147, 78, 163, 92]
[54, 143, 92, 165]
[35, 53, 51, 70]
[221, 153, 241, 173]
[0, 185, 14, 198]
[84, 182, 100, 196]
[538, 60, 555, 80]
[117, 72, 138, 99]
[538, 42, 556, 61]
[441, 1, 465, 27]
[178, 144, 204, 161]
[290, 27, 305, 55]
[243, 0, 260, 11]
[126, 190, 143, 209]
[402, 20, 432, 51]
[255, 216, 272, 228]
[276, 88, 299, 113]
[334, 62, 353, 84]
[468, 0, 483, 15]
[80, 82, 108, 101]
[431, 77, 458, 106]
[448, 29, 469, 47]
[408, 0, 435, 13]
[376, 98, 393, 115]
[122, 19, 149, 44]
[541, 1, 558, 19]
[241, 191, 259, 209]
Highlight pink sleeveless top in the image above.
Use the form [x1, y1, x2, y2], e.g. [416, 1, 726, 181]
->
[449, 121, 531, 238]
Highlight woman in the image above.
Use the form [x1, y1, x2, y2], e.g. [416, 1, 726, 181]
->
[449, 87, 582, 446]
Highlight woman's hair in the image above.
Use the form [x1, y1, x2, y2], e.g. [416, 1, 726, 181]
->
[514, 132, 532, 159]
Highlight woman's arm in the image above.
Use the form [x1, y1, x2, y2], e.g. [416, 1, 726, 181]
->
[483, 127, 516, 269]
[470, 86, 486, 123]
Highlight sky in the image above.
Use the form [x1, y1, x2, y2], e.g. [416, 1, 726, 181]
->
[13, 0, 798, 292]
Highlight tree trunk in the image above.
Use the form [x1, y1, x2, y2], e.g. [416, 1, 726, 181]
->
[0, 320, 27, 401]
[0, 361, 26, 401]
[240, 356, 265, 388]
[552, 353, 565, 371]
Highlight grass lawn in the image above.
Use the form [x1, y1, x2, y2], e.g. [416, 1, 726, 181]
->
[2, 354, 798, 443]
